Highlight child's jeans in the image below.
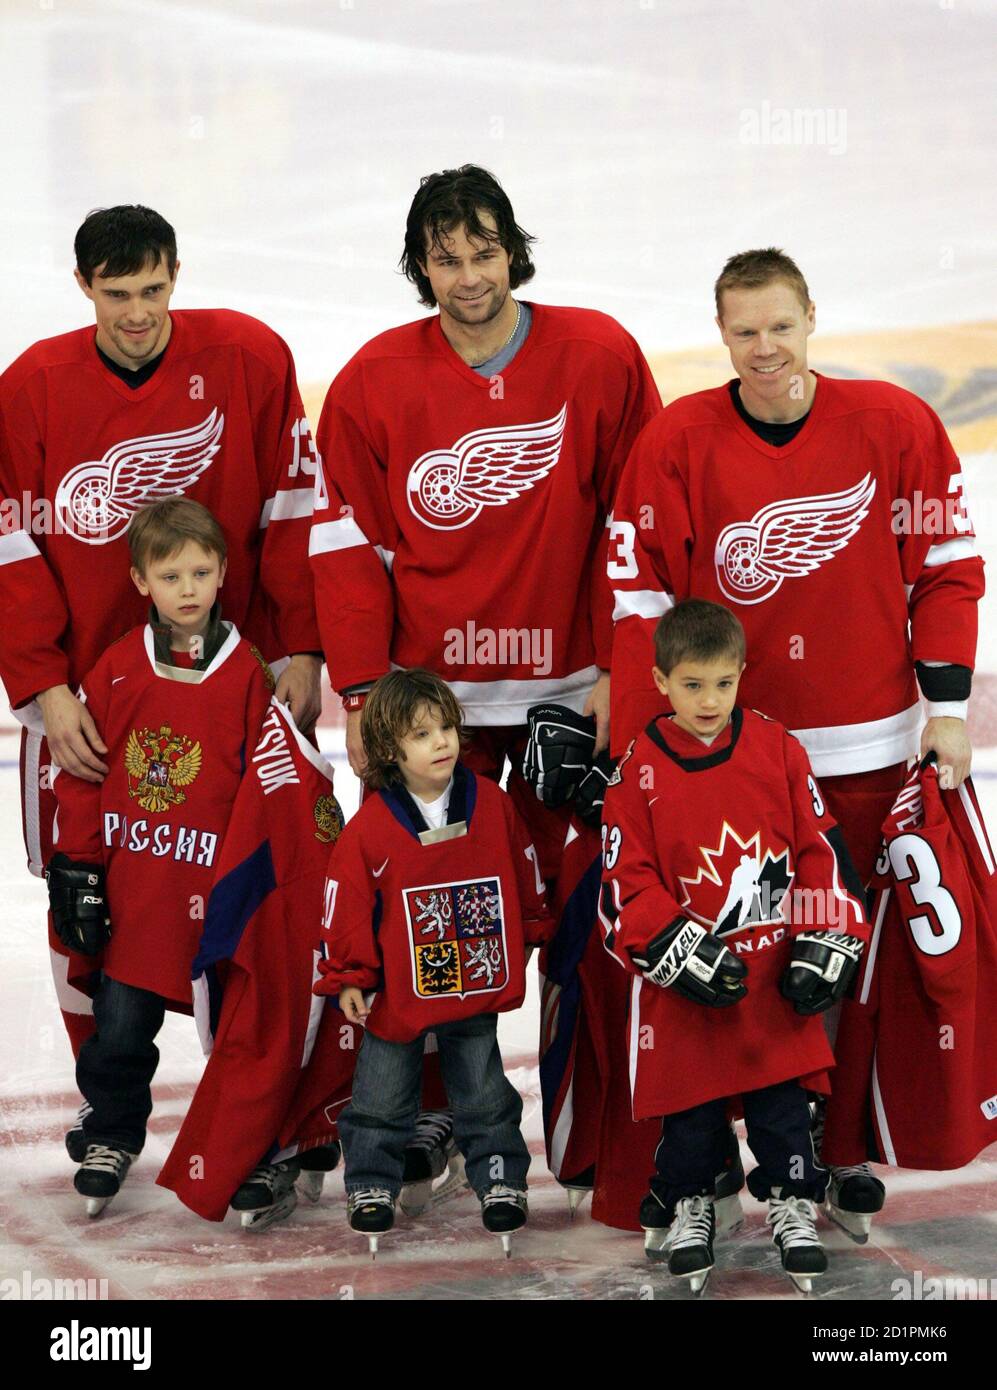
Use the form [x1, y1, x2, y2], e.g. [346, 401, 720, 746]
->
[339, 1012, 529, 1198]
[652, 1078, 827, 1208]
[76, 974, 167, 1154]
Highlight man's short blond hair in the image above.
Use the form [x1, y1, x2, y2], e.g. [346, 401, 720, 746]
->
[127, 498, 227, 575]
[714, 248, 811, 319]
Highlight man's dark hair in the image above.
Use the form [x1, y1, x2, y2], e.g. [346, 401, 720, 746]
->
[75, 205, 178, 286]
[400, 165, 536, 307]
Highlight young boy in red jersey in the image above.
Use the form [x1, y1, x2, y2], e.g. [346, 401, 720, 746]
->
[601, 600, 869, 1292]
[46, 498, 274, 1216]
[314, 669, 554, 1254]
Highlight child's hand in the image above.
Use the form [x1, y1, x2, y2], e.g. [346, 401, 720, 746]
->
[339, 986, 369, 1024]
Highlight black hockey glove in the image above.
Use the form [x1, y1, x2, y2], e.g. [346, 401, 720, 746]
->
[574, 750, 618, 828]
[780, 931, 865, 1015]
[521, 704, 596, 809]
[630, 918, 748, 1008]
[45, 853, 111, 957]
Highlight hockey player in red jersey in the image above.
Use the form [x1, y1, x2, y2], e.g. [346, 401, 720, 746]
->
[602, 602, 869, 1293]
[309, 165, 660, 1193]
[314, 670, 554, 1255]
[0, 205, 322, 1068]
[46, 501, 274, 1216]
[609, 248, 985, 1236]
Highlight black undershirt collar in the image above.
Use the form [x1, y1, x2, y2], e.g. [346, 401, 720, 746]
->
[729, 381, 810, 447]
[96, 337, 169, 389]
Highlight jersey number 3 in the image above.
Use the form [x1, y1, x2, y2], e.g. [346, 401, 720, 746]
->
[889, 834, 962, 957]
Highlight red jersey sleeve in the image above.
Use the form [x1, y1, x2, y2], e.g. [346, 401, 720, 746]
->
[502, 794, 556, 947]
[600, 742, 688, 972]
[0, 384, 73, 706]
[313, 822, 381, 995]
[51, 656, 113, 864]
[309, 363, 397, 693]
[782, 731, 869, 943]
[247, 334, 321, 657]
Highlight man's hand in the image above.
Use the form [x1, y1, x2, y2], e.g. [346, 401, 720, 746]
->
[920, 716, 972, 789]
[275, 654, 323, 735]
[583, 670, 611, 754]
[36, 685, 109, 782]
[339, 986, 369, 1024]
[345, 708, 368, 778]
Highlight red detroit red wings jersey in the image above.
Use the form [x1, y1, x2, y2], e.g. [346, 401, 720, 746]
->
[823, 763, 997, 1170]
[315, 766, 554, 1042]
[0, 309, 319, 711]
[310, 304, 660, 724]
[610, 377, 984, 773]
[52, 622, 273, 1006]
[600, 707, 868, 1118]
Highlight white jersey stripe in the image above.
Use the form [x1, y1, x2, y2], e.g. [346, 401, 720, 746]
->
[922, 536, 978, 567]
[50, 946, 95, 1018]
[958, 781, 995, 875]
[309, 516, 372, 557]
[628, 977, 643, 1117]
[860, 888, 889, 1006]
[439, 665, 600, 726]
[22, 728, 44, 876]
[612, 588, 673, 622]
[871, 1046, 898, 1166]
[0, 529, 42, 565]
[791, 702, 921, 778]
[259, 489, 315, 528]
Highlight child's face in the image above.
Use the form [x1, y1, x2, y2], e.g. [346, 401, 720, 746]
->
[130, 541, 226, 648]
[395, 702, 460, 801]
[653, 655, 744, 741]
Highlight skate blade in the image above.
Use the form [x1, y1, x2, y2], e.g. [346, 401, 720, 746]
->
[85, 1195, 111, 1218]
[824, 1200, 872, 1244]
[296, 1170, 326, 1205]
[565, 1186, 591, 1219]
[369, 1234, 380, 1260]
[398, 1178, 431, 1217]
[500, 1232, 514, 1259]
[239, 1189, 298, 1232]
[402, 1152, 469, 1215]
[715, 1191, 744, 1237]
[788, 1272, 821, 1295]
[643, 1227, 670, 1263]
[682, 1269, 711, 1296]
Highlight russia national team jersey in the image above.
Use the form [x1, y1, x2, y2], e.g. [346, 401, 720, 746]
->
[309, 304, 660, 725]
[601, 707, 869, 1118]
[314, 765, 554, 1042]
[0, 309, 319, 713]
[52, 622, 273, 1006]
[823, 762, 997, 1170]
[609, 376, 985, 774]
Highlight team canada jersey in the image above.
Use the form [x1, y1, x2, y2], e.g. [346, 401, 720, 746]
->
[0, 309, 319, 712]
[158, 700, 355, 1222]
[822, 763, 997, 1170]
[314, 765, 554, 1042]
[609, 377, 985, 773]
[309, 304, 660, 724]
[52, 622, 273, 1006]
[601, 707, 869, 1118]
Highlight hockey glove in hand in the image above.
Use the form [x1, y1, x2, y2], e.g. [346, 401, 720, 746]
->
[522, 704, 596, 808]
[630, 918, 748, 1008]
[574, 750, 618, 828]
[45, 852, 111, 956]
[780, 931, 865, 1015]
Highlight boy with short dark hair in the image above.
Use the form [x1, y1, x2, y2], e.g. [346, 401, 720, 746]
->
[47, 498, 274, 1216]
[314, 668, 554, 1255]
[602, 599, 870, 1293]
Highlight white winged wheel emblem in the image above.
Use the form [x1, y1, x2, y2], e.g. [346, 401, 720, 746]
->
[714, 473, 877, 605]
[406, 404, 568, 530]
[55, 409, 225, 544]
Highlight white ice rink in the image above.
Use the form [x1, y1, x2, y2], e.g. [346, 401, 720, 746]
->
[0, 0, 995, 1302]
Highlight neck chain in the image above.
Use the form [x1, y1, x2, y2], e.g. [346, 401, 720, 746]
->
[467, 299, 521, 367]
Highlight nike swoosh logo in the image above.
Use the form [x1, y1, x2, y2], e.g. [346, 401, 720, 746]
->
[112, 677, 126, 686]
[372, 859, 389, 878]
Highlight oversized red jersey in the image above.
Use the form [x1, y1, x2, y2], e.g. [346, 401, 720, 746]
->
[601, 707, 869, 1118]
[52, 622, 273, 1006]
[823, 763, 997, 1170]
[309, 304, 660, 724]
[0, 309, 319, 712]
[314, 765, 554, 1042]
[609, 377, 984, 772]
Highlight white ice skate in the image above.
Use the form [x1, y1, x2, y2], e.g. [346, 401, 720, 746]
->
[767, 1191, 827, 1294]
[399, 1112, 468, 1215]
[347, 1189, 396, 1259]
[641, 1148, 745, 1260]
[480, 1184, 528, 1257]
[230, 1159, 300, 1232]
[74, 1143, 137, 1218]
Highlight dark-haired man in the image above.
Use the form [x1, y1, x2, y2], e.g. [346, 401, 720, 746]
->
[0, 205, 323, 1068]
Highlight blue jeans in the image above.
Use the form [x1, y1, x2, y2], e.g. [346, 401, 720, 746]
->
[339, 1013, 529, 1199]
[76, 974, 167, 1154]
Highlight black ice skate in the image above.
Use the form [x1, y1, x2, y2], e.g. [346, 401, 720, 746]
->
[641, 1131, 744, 1261]
[347, 1188, 396, 1258]
[825, 1165, 886, 1244]
[230, 1158, 301, 1232]
[766, 1190, 827, 1294]
[480, 1184, 528, 1257]
[399, 1111, 467, 1215]
[294, 1142, 342, 1205]
[665, 1195, 715, 1295]
[66, 1102, 93, 1163]
[74, 1143, 138, 1218]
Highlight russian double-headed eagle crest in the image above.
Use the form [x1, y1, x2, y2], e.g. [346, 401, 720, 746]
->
[125, 724, 202, 813]
[314, 793, 344, 844]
